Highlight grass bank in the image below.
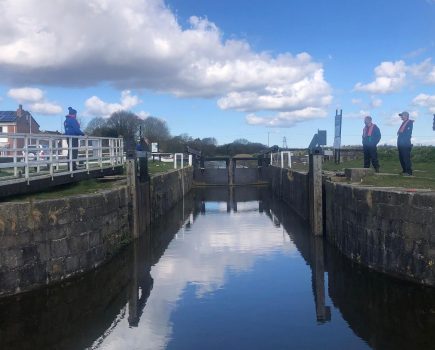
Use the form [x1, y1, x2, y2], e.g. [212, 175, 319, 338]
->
[148, 161, 174, 175]
[323, 147, 435, 190]
[6, 178, 122, 202]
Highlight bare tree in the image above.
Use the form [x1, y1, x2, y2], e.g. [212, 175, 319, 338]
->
[85, 117, 109, 136]
[141, 116, 170, 143]
[202, 137, 218, 146]
[106, 110, 142, 139]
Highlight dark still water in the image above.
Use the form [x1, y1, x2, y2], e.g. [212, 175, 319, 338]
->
[1, 187, 435, 350]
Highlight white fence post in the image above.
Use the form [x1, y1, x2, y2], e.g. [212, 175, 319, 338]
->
[174, 153, 183, 169]
[24, 135, 29, 181]
[280, 151, 292, 168]
[13, 137, 17, 177]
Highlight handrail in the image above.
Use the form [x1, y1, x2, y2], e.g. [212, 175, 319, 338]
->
[0, 132, 124, 183]
[270, 151, 292, 168]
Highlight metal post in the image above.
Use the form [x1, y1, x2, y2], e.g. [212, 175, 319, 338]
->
[109, 139, 115, 167]
[85, 137, 89, 172]
[98, 139, 103, 169]
[49, 138, 54, 178]
[36, 138, 40, 173]
[174, 153, 183, 169]
[138, 153, 149, 182]
[54, 138, 60, 172]
[24, 135, 29, 181]
[280, 151, 292, 168]
[68, 136, 73, 174]
[200, 157, 205, 172]
[309, 153, 323, 236]
[127, 159, 139, 239]
[13, 138, 17, 177]
[228, 158, 235, 186]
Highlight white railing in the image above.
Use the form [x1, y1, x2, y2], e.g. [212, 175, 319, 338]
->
[0, 133, 124, 183]
[148, 152, 191, 169]
[270, 151, 292, 168]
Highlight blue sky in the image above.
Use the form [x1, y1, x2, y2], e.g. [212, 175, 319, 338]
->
[0, 0, 434, 147]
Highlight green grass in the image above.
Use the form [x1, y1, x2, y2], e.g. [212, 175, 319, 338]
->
[323, 147, 435, 190]
[323, 152, 435, 174]
[6, 179, 121, 202]
[148, 161, 180, 175]
[287, 147, 435, 189]
[1, 161, 182, 202]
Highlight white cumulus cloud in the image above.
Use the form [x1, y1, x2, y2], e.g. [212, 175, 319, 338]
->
[218, 65, 331, 112]
[427, 66, 435, 84]
[354, 59, 435, 94]
[246, 107, 327, 127]
[85, 90, 143, 118]
[7, 87, 44, 102]
[370, 97, 383, 108]
[7, 87, 62, 115]
[28, 102, 62, 115]
[354, 61, 407, 94]
[0, 0, 332, 126]
[137, 111, 151, 120]
[413, 93, 435, 113]
[384, 113, 405, 127]
[384, 110, 419, 127]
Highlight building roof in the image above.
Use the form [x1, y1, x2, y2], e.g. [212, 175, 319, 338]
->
[0, 111, 16, 123]
[0, 110, 40, 127]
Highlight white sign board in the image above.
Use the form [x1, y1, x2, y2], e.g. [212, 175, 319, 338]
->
[151, 142, 158, 153]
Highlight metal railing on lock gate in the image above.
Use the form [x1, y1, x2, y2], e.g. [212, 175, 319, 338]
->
[0, 133, 124, 183]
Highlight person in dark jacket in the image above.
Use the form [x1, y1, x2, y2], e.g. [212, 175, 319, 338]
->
[64, 107, 84, 170]
[136, 137, 150, 152]
[397, 111, 414, 176]
[362, 116, 381, 172]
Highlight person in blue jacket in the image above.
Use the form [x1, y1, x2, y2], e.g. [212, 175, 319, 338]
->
[362, 116, 381, 172]
[397, 111, 414, 176]
[64, 107, 84, 170]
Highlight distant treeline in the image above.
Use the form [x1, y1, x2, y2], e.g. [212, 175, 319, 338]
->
[163, 134, 268, 157]
[85, 110, 268, 156]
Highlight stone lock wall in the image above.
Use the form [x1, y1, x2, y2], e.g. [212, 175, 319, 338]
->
[0, 187, 131, 297]
[265, 165, 435, 286]
[150, 167, 193, 222]
[325, 182, 435, 286]
[266, 166, 309, 221]
[0, 166, 194, 297]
